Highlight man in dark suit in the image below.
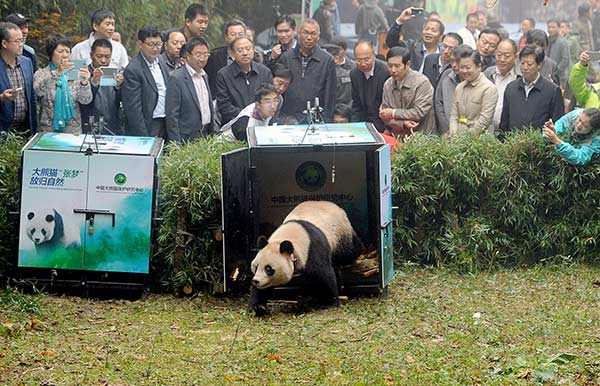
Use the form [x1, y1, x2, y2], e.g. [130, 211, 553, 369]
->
[0, 22, 36, 134]
[80, 39, 124, 135]
[204, 19, 246, 94]
[215, 36, 272, 125]
[350, 40, 389, 132]
[122, 25, 170, 137]
[422, 32, 462, 90]
[166, 37, 215, 143]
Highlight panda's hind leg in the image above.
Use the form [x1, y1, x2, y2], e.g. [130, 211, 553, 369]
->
[304, 262, 340, 308]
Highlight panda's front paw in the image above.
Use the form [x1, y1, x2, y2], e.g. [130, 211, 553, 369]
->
[251, 304, 269, 317]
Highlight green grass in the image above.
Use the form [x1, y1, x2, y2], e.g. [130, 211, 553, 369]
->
[1, 265, 599, 385]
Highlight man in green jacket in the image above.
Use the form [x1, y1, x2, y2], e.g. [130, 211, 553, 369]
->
[568, 50, 600, 108]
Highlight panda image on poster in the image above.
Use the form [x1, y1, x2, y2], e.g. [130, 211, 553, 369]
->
[249, 201, 364, 316]
[24, 208, 81, 254]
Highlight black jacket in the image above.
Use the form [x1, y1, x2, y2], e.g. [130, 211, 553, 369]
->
[422, 53, 450, 90]
[350, 59, 389, 132]
[79, 64, 123, 135]
[279, 45, 337, 122]
[499, 75, 564, 132]
[204, 46, 229, 95]
[215, 61, 273, 124]
[385, 21, 428, 71]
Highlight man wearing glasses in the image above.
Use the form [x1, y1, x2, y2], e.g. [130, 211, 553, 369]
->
[122, 25, 170, 137]
[422, 32, 463, 90]
[279, 19, 337, 122]
[349, 40, 389, 132]
[0, 22, 36, 134]
[166, 37, 215, 143]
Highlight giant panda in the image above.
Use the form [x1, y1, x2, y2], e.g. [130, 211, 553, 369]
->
[25, 208, 80, 253]
[249, 201, 363, 316]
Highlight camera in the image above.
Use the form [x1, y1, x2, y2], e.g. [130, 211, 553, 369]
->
[411, 8, 424, 16]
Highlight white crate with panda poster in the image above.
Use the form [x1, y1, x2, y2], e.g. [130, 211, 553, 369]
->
[17, 132, 163, 294]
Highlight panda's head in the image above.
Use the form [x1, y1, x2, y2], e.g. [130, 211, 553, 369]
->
[250, 236, 295, 289]
[25, 210, 56, 244]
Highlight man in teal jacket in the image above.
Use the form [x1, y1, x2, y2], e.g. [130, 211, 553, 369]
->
[543, 108, 600, 165]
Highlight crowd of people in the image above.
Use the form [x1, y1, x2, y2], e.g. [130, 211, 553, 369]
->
[1, 1, 600, 165]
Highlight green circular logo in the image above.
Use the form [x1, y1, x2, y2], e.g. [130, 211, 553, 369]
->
[295, 161, 327, 192]
[114, 173, 127, 185]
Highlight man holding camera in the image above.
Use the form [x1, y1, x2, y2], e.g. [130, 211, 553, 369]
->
[264, 15, 298, 71]
[385, 6, 444, 74]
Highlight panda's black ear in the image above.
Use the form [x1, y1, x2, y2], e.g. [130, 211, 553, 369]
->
[45, 214, 54, 223]
[256, 235, 268, 249]
[280, 240, 294, 255]
[27, 212, 35, 220]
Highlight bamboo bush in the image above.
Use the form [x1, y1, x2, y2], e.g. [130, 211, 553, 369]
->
[1, 130, 599, 292]
[0, 133, 27, 286]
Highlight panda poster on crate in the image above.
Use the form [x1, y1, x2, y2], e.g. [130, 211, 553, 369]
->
[19, 151, 86, 270]
[19, 147, 156, 274]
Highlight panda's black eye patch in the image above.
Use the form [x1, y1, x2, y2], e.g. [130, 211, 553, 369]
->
[265, 265, 275, 276]
[27, 212, 35, 220]
[41, 229, 47, 236]
[45, 214, 54, 223]
[30, 228, 36, 235]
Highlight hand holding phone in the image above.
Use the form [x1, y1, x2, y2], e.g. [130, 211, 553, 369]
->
[588, 51, 600, 63]
[411, 7, 424, 16]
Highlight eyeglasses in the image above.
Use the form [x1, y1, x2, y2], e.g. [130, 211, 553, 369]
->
[144, 41, 163, 49]
[300, 31, 319, 38]
[9, 39, 25, 45]
[192, 52, 211, 59]
[355, 57, 374, 64]
[259, 98, 279, 106]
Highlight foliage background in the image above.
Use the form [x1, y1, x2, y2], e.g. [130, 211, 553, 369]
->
[2, 131, 600, 293]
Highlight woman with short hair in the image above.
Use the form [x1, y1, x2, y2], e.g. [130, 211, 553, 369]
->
[449, 44, 498, 135]
[33, 33, 92, 134]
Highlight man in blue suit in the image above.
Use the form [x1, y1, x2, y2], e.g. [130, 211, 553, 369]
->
[0, 22, 36, 134]
[166, 36, 215, 143]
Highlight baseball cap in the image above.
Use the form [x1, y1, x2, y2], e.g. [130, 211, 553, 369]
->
[5, 13, 30, 26]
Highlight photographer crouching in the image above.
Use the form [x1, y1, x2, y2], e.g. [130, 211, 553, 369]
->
[543, 108, 600, 165]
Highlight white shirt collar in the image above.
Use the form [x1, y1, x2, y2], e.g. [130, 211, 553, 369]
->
[364, 64, 375, 79]
[186, 63, 206, 78]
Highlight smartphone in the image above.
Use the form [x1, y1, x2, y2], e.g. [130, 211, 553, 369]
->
[589, 51, 600, 62]
[13, 87, 23, 92]
[411, 7, 424, 16]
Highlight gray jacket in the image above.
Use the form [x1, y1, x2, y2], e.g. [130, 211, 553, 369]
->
[434, 68, 459, 135]
[122, 52, 170, 136]
[547, 35, 571, 86]
[165, 66, 215, 143]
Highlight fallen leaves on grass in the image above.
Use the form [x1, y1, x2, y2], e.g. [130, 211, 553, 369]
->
[592, 280, 600, 288]
[383, 374, 394, 385]
[405, 355, 415, 363]
[40, 350, 57, 357]
[265, 353, 283, 363]
[517, 368, 531, 379]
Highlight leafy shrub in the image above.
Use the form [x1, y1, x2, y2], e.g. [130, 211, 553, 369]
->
[392, 130, 600, 271]
[0, 133, 27, 287]
[155, 138, 243, 294]
[2, 130, 600, 293]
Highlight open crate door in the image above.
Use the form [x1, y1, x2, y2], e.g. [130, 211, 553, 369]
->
[375, 145, 394, 288]
[221, 148, 251, 293]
